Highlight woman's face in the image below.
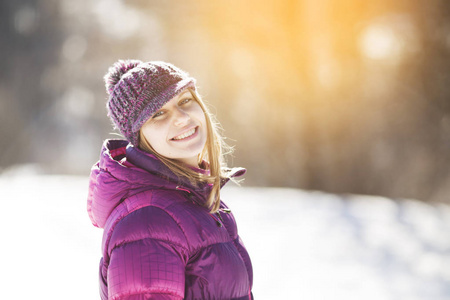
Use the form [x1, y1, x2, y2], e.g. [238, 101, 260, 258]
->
[140, 90, 207, 167]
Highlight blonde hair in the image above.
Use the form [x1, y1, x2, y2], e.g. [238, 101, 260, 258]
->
[138, 88, 231, 212]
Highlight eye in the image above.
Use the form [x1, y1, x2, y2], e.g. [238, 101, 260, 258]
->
[152, 110, 165, 118]
[179, 97, 192, 105]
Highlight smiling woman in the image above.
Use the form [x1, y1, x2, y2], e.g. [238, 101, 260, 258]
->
[87, 60, 253, 300]
[140, 89, 207, 167]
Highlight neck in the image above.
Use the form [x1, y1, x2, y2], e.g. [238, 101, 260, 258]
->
[177, 155, 201, 169]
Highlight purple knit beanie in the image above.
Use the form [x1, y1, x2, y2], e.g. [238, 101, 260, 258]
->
[104, 59, 196, 145]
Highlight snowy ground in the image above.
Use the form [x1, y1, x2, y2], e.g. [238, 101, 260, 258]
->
[1, 173, 449, 300]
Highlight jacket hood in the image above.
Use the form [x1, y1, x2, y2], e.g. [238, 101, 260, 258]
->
[87, 139, 245, 228]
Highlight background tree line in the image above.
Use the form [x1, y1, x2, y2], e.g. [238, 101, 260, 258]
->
[2, 0, 450, 204]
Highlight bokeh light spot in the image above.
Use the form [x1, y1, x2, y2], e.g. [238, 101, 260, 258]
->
[60, 86, 95, 119]
[93, 0, 142, 40]
[359, 15, 419, 64]
[62, 35, 88, 62]
[360, 24, 401, 60]
[14, 6, 38, 35]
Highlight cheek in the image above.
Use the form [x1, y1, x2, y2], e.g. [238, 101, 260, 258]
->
[192, 106, 206, 126]
[142, 124, 166, 148]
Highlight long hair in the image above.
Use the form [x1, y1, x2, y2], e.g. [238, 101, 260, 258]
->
[138, 88, 231, 213]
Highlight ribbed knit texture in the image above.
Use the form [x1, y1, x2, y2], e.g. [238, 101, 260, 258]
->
[104, 60, 196, 145]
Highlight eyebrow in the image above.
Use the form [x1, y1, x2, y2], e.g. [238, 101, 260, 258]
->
[178, 90, 191, 98]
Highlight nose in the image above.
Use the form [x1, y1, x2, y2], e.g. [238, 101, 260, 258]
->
[173, 107, 190, 126]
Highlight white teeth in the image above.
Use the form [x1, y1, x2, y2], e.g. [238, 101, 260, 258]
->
[173, 128, 196, 140]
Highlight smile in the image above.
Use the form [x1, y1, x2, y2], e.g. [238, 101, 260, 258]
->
[172, 127, 197, 141]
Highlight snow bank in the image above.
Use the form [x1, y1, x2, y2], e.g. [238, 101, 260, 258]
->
[1, 174, 449, 299]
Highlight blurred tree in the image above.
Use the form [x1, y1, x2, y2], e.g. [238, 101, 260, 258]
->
[0, 0, 63, 169]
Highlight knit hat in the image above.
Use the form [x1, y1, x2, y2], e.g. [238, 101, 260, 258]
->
[104, 59, 196, 145]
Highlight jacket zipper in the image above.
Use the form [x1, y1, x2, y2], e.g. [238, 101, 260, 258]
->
[210, 213, 223, 227]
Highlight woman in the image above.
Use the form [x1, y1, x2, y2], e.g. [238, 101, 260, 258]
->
[87, 60, 254, 300]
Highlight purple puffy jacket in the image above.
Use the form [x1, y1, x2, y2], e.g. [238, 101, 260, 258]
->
[87, 140, 253, 300]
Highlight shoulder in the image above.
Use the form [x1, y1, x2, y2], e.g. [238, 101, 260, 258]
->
[104, 188, 236, 255]
[109, 204, 189, 253]
[105, 189, 191, 254]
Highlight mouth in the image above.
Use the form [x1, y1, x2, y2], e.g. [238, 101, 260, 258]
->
[171, 127, 198, 141]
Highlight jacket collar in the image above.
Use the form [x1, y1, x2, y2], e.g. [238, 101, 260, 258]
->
[88, 139, 246, 228]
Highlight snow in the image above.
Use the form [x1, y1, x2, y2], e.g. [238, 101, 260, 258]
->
[1, 173, 449, 299]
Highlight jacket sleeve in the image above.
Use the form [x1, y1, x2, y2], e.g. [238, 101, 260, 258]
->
[106, 206, 189, 300]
